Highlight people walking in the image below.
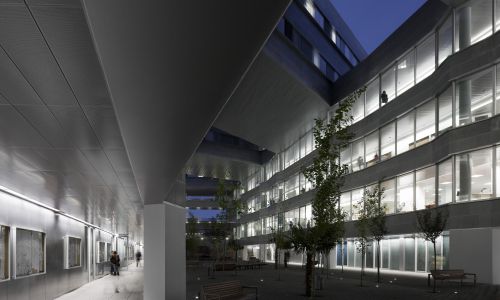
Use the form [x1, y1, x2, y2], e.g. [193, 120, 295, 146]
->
[135, 251, 142, 267]
[110, 251, 121, 276]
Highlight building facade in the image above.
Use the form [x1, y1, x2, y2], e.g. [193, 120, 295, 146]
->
[235, 0, 500, 285]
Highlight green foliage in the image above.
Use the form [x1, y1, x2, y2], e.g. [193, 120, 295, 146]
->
[288, 87, 364, 296]
[416, 208, 448, 244]
[215, 180, 243, 224]
[417, 208, 448, 288]
[363, 185, 388, 242]
[360, 185, 387, 283]
[303, 88, 365, 227]
[270, 227, 292, 251]
[186, 213, 199, 258]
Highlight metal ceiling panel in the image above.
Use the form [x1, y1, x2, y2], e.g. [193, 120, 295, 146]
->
[215, 52, 329, 153]
[104, 149, 133, 173]
[80, 149, 125, 188]
[0, 47, 43, 105]
[82, 106, 125, 150]
[82, 0, 291, 204]
[0, 5, 79, 106]
[28, 4, 112, 106]
[32, 148, 96, 173]
[0, 105, 49, 147]
[14, 104, 71, 148]
[48, 105, 101, 149]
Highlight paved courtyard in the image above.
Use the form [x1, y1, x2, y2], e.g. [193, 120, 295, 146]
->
[187, 264, 499, 300]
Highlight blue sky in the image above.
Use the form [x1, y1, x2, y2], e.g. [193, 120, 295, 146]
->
[330, 0, 426, 54]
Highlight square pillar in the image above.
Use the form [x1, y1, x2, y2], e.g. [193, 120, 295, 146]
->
[144, 202, 186, 299]
[449, 227, 500, 284]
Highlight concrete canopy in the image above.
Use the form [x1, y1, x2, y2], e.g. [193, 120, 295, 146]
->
[82, 0, 291, 205]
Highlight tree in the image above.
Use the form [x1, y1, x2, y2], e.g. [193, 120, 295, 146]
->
[416, 208, 448, 293]
[354, 194, 370, 287]
[227, 236, 243, 275]
[269, 226, 291, 280]
[364, 185, 387, 284]
[212, 180, 243, 264]
[186, 213, 199, 259]
[289, 87, 365, 297]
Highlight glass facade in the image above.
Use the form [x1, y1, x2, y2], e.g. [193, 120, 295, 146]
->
[237, 0, 500, 278]
[416, 34, 435, 83]
[397, 51, 415, 95]
[334, 62, 500, 177]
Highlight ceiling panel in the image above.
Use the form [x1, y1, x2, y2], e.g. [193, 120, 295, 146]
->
[28, 4, 112, 106]
[15, 104, 71, 148]
[32, 148, 96, 173]
[0, 47, 43, 105]
[80, 149, 124, 188]
[0, 5, 78, 106]
[0, 105, 49, 147]
[83, 106, 125, 150]
[215, 53, 329, 153]
[104, 149, 133, 173]
[48, 105, 101, 149]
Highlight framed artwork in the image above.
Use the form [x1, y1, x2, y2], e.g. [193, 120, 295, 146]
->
[63, 236, 82, 269]
[97, 242, 105, 263]
[0, 225, 10, 281]
[14, 228, 45, 278]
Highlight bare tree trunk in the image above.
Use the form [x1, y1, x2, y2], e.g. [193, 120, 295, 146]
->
[377, 240, 381, 283]
[306, 252, 314, 297]
[360, 246, 365, 287]
[433, 241, 437, 293]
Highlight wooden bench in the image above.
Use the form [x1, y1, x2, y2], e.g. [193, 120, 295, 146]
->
[427, 269, 477, 287]
[200, 280, 258, 300]
[214, 263, 236, 271]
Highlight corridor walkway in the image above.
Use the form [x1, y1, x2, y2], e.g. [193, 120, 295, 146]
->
[56, 263, 143, 300]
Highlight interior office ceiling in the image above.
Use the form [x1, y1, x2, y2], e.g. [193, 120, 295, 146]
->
[215, 50, 330, 153]
[82, 0, 291, 205]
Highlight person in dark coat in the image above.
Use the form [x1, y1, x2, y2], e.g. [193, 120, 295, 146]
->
[135, 251, 142, 267]
[110, 251, 120, 276]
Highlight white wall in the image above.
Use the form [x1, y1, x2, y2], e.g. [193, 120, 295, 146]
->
[449, 227, 500, 284]
[144, 202, 186, 300]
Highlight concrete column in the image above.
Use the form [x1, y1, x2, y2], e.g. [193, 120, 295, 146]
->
[449, 227, 500, 284]
[144, 202, 186, 300]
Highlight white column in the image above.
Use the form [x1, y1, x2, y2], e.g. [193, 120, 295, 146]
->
[449, 227, 500, 284]
[144, 202, 186, 300]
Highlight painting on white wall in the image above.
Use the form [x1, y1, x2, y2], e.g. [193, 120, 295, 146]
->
[98, 242, 105, 263]
[63, 236, 82, 269]
[106, 242, 112, 261]
[15, 228, 45, 277]
[0, 225, 9, 280]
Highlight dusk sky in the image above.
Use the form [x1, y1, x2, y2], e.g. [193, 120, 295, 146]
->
[330, 0, 426, 54]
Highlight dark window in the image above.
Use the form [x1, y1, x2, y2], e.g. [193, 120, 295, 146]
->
[284, 19, 294, 41]
[299, 36, 314, 61]
[326, 64, 339, 82]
